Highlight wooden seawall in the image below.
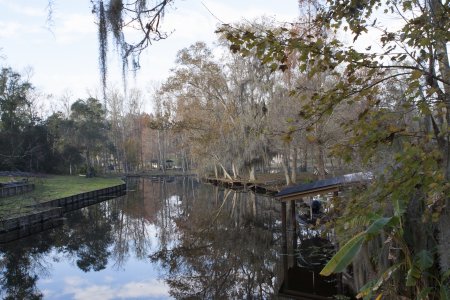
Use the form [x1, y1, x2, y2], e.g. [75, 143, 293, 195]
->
[0, 182, 35, 198]
[0, 183, 126, 243]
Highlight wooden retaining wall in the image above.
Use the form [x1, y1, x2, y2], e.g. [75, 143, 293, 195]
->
[0, 183, 35, 198]
[0, 208, 63, 243]
[35, 183, 127, 213]
[0, 183, 126, 243]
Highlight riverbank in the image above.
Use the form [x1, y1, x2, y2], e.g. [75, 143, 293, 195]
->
[204, 172, 317, 195]
[0, 183, 126, 243]
[126, 170, 317, 194]
[0, 175, 124, 220]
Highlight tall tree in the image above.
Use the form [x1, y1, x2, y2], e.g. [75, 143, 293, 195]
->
[70, 97, 109, 176]
[0, 67, 41, 171]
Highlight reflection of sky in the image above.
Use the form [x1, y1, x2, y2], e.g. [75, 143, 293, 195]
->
[38, 224, 172, 300]
[1, 180, 283, 299]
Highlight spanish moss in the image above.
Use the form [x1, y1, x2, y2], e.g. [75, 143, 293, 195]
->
[98, 1, 108, 101]
[92, 0, 174, 99]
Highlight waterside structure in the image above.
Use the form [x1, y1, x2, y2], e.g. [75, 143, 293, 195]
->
[276, 172, 372, 299]
[0, 183, 126, 243]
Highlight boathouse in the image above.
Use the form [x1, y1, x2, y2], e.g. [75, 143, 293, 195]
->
[276, 172, 372, 299]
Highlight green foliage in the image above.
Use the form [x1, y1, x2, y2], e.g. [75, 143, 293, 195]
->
[0, 67, 58, 172]
[405, 250, 433, 287]
[357, 263, 403, 299]
[320, 232, 365, 276]
[320, 217, 392, 276]
[69, 97, 109, 173]
[0, 69, 111, 175]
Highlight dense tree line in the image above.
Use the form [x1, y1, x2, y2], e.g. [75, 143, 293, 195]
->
[153, 32, 359, 183]
[0, 67, 178, 175]
[0, 67, 57, 173]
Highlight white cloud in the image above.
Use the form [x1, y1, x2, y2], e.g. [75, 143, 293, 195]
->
[0, 21, 22, 38]
[21, 5, 48, 17]
[41, 288, 56, 299]
[60, 276, 170, 300]
[66, 284, 116, 300]
[163, 6, 217, 41]
[201, 0, 298, 24]
[53, 13, 97, 44]
[0, 0, 47, 17]
[64, 276, 86, 286]
[117, 280, 169, 298]
[103, 275, 116, 283]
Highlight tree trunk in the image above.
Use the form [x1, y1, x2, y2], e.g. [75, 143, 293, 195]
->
[303, 144, 308, 172]
[182, 150, 187, 174]
[438, 206, 450, 273]
[282, 147, 292, 185]
[316, 143, 326, 179]
[232, 162, 239, 179]
[86, 149, 93, 177]
[140, 119, 144, 171]
[290, 147, 298, 183]
[249, 165, 256, 181]
[430, 0, 450, 180]
[218, 163, 233, 180]
[157, 129, 165, 173]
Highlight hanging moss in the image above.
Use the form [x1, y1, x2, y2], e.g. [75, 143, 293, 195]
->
[107, 0, 123, 42]
[92, 0, 173, 99]
[98, 1, 108, 100]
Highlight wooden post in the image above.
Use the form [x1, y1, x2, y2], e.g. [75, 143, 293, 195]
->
[290, 200, 297, 250]
[281, 201, 288, 288]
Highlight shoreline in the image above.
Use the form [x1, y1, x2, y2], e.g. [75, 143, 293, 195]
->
[0, 183, 126, 243]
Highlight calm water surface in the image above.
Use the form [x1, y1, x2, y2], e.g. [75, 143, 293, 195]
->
[0, 177, 286, 299]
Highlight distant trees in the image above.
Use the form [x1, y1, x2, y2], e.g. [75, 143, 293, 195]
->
[150, 21, 351, 184]
[69, 98, 109, 176]
[0, 67, 107, 174]
[0, 67, 56, 172]
[104, 87, 146, 173]
[155, 37, 306, 182]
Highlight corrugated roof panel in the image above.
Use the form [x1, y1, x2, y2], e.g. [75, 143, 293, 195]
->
[276, 172, 372, 198]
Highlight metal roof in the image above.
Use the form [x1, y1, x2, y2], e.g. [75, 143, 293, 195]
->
[276, 172, 372, 200]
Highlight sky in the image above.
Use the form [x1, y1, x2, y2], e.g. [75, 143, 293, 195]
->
[0, 0, 300, 113]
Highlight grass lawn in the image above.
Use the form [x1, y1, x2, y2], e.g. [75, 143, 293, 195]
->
[0, 175, 124, 219]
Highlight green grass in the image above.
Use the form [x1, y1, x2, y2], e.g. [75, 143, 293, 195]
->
[0, 176, 26, 183]
[0, 175, 124, 219]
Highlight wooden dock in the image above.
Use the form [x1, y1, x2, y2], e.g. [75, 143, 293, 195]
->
[204, 177, 281, 196]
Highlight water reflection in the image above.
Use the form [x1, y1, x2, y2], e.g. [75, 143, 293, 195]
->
[149, 184, 284, 299]
[0, 177, 345, 299]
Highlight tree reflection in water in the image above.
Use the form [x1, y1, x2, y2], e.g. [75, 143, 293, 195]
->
[0, 177, 285, 299]
[0, 235, 49, 300]
[150, 182, 284, 299]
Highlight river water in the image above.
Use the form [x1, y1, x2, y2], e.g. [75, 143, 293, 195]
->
[0, 177, 344, 299]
